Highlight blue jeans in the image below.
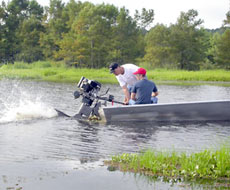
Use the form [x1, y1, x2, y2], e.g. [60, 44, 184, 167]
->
[129, 99, 136, 105]
[129, 97, 158, 105]
[151, 97, 158, 104]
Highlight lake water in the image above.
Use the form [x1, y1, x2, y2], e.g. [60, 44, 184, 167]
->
[0, 79, 230, 190]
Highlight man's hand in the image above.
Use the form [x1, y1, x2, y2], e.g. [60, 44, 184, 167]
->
[123, 101, 129, 105]
[123, 97, 129, 105]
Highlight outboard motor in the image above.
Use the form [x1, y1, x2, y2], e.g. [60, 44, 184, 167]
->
[73, 77, 103, 120]
[54, 76, 123, 120]
[73, 76, 123, 120]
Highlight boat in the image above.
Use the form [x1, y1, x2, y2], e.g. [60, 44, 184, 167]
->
[103, 100, 230, 123]
[56, 76, 230, 123]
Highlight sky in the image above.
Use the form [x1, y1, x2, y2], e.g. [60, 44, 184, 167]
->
[2, 0, 229, 29]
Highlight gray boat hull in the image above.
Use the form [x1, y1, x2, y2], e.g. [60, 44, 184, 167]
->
[103, 100, 230, 123]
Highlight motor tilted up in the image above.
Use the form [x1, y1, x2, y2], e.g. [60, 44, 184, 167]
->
[73, 76, 115, 120]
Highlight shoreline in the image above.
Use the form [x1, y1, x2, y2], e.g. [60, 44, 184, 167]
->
[1, 62, 230, 86]
[1, 77, 230, 87]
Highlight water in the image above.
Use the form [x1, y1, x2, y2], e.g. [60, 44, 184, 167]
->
[0, 79, 230, 190]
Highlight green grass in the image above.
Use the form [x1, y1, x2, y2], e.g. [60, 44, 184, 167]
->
[148, 69, 230, 82]
[105, 146, 230, 180]
[1, 61, 230, 85]
[0, 61, 116, 84]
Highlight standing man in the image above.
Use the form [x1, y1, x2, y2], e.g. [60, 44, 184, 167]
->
[129, 67, 158, 105]
[109, 62, 139, 105]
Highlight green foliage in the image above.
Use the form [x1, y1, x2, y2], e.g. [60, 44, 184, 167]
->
[0, 0, 229, 71]
[110, 146, 230, 180]
[223, 11, 230, 27]
[39, 0, 68, 60]
[55, 2, 119, 67]
[55, 3, 145, 68]
[169, 10, 208, 70]
[1, 0, 29, 63]
[134, 8, 154, 29]
[1, 62, 230, 84]
[215, 29, 230, 69]
[143, 10, 210, 70]
[147, 69, 230, 82]
[0, 0, 44, 63]
[144, 24, 172, 68]
[110, 7, 143, 64]
[17, 15, 45, 62]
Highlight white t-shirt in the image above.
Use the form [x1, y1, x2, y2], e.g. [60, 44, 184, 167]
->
[116, 64, 139, 87]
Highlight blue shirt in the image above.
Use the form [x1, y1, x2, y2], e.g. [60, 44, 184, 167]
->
[131, 79, 158, 104]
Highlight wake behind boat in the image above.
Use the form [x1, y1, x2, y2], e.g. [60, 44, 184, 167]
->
[56, 77, 230, 123]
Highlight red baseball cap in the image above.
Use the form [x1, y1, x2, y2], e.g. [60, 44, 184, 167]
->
[133, 68, 146, 75]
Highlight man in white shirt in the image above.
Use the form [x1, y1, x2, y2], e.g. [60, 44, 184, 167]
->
[109, 62, 139, 105]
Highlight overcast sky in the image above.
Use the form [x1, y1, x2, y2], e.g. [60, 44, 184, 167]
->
[2, 0, 229, 29]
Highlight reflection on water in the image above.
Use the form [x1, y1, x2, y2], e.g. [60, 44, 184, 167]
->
[0, 79, 230, 190]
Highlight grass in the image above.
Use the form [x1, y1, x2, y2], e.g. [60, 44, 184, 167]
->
[1, 61, 230, 85]
[105, 146, 230, 180]
[147, 69, 230, 83]
[0, 61, 116, 84]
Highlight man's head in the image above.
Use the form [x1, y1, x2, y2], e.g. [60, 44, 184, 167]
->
[109, 62, 123, 76]
[133, 67, 146, 80]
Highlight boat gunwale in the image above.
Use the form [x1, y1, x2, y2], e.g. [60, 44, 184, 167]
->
[103, 100, 230, 110]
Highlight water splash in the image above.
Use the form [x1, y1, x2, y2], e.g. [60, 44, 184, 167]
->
[0, 80, 58, 123]
[0, 99, 58, 123]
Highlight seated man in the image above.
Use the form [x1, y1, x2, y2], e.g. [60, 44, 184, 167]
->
[129, 68, 158, 105]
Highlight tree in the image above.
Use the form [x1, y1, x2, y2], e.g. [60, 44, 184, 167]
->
[110, 7, 143, 64]
[40, 0, 68, 59]
[223, 11, 230, 27]
[56, 3, 144, 68]
[169, 9, 208, 70]
[134, 8, 154, 29]
[55, 3, 119, 67]
[62, 0, 84, 30]
[1, 0, 30, 63]
[17, 15, 45, 62]
[215, 29, 230, 68]
[208, 11, 230, 69]
[144, 24, 172, 68]
[16, 0, 44, 62]
[0, 0, 44, 63]
[205, 31, 217, 65]
[0, 2, 7, 63]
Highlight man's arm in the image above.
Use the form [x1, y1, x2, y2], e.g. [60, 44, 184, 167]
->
[122, 85, 131, 104]
[131, 92, 136, 100]
[151, 91, 159, 97]
[152, 84, 159, 97]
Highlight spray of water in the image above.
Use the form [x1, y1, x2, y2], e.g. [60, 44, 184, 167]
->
[0, 80, 58, 123]
[0, 100, 58, 123]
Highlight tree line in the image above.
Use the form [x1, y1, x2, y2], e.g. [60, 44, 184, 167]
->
[0, 0, 230, 70]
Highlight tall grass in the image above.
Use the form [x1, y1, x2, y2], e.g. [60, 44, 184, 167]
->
[1, 61, 230, 84]
[148, 69, 230, 82]
[0, 61, 117, 83]
[107, 146, 230, 180]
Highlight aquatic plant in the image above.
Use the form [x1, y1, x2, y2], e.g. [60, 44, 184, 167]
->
[107, 146, 230, 180]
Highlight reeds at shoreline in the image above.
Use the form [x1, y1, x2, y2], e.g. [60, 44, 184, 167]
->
[105, 146, 230, 180]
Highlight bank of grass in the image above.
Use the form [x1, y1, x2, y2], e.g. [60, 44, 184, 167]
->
[1, 61, 230, 85]
[0, 61, 116, 84]
[105, 146, 230, 180]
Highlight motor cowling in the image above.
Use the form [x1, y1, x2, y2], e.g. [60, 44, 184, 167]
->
[74, 77, 102, 119]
